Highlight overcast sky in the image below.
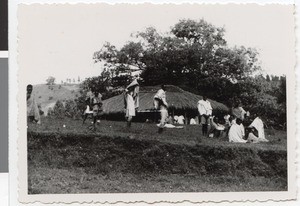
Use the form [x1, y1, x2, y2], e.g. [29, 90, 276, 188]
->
[18, 3, 295, 85]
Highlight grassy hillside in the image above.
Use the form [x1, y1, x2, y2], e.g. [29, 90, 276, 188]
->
[27, 118, 287, 194]
[32, 84, 80, 113]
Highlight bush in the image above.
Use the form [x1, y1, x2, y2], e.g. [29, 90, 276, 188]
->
[52, 100, 65, 119]
[47, 107, 54, 116]
[64, 100, 81, 119]
[48, 100, 81, 119]
[48, 96, 53, 101]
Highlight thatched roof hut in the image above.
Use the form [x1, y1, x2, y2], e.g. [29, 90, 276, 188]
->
[102, 85, 228, 118]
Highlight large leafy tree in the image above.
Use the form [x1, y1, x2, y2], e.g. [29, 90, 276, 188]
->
[91, 19, 286, 128]
[93, 19, 260, 94]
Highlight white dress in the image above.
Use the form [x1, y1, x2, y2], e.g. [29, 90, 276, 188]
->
[250, 117, 269, 142]
[126, 93, 136, 117]
[228, 123, 247, 143]
[27, 94, 40, 122]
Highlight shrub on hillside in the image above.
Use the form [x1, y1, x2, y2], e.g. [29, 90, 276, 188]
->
[52, 100, 65, 119]
[48, 100, 82, 119]
[47, 107, 54, 116]
[37, 104, 44, 116]
[65, 100, 81, 119]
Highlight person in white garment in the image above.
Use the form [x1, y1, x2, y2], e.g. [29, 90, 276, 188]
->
[27, 84, 41, 124]
[82, 87, 95, 124]
[197, 95, 213, 136]
[223, 113, 233, 138]
[173, 115, 179, 124]
[231, 101, 248, 140]
[190, 118, 197, 125]
[231, 101, 247, 121]
[228, 118, 247, 143]
[248, 114, 269, 142]
[177, 115, 185, 124]
[154, 85, 168, 132]
[246, 127, 261, 143]
[208, 116, 225, 138]
[124, 79, 139, 128]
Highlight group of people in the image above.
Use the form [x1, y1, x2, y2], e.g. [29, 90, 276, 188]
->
[82, 79, 140, 131]
[82, 88, 103, 131]
[27, 80, 269, 143]
[196, 98, 269, 143]
[149, 83, 269, 143]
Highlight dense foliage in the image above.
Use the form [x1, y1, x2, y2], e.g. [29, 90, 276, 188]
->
[84, 19, 286, 129]
[48, 99, 82, 119]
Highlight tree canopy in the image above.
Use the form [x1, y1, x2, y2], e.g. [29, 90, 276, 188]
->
[46, 76, 56, 85]
[93, 19, 260, 96]
[88, 19, 286, 129]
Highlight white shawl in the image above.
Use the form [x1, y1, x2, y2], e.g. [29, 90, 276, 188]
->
[250, 117, 268, 141]
[228, 123, 247, 143]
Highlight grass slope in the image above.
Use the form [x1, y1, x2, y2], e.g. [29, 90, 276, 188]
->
[28, 117, 287, 194]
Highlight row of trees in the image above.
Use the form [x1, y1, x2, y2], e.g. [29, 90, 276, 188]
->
[46, 76, 82, 85]
[78, 19, 286, 129]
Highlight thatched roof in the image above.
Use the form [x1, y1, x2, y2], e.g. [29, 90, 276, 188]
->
[102, 85, 229, 114]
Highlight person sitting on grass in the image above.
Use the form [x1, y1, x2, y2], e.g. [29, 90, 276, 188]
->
[166, 114, 174, 124]
[190, 117, 197, 125]
[245, 127, 261, 143]
[223, 113, 233, 138]
[248, 113, 269, 142]
[89, 91, 102, 131]
[173, 115, 179, 124]
[208, 116, 225, 138]
[228, 118, 247, 143]
[231, 101, 247, 140]
[27, 84, 41, 124]
[177, 115, 185, 125]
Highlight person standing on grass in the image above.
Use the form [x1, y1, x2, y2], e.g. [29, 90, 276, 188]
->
[197, 95, 212, 136]
[154, 85, 168, 133]
[82, 87, 95, 124]
[124, 79, 139, 128]
[27, 84, 41, 124]
[89, 90, 102, 131]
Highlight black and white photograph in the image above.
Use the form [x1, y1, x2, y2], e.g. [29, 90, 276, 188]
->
[18, 3, 296, 203]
